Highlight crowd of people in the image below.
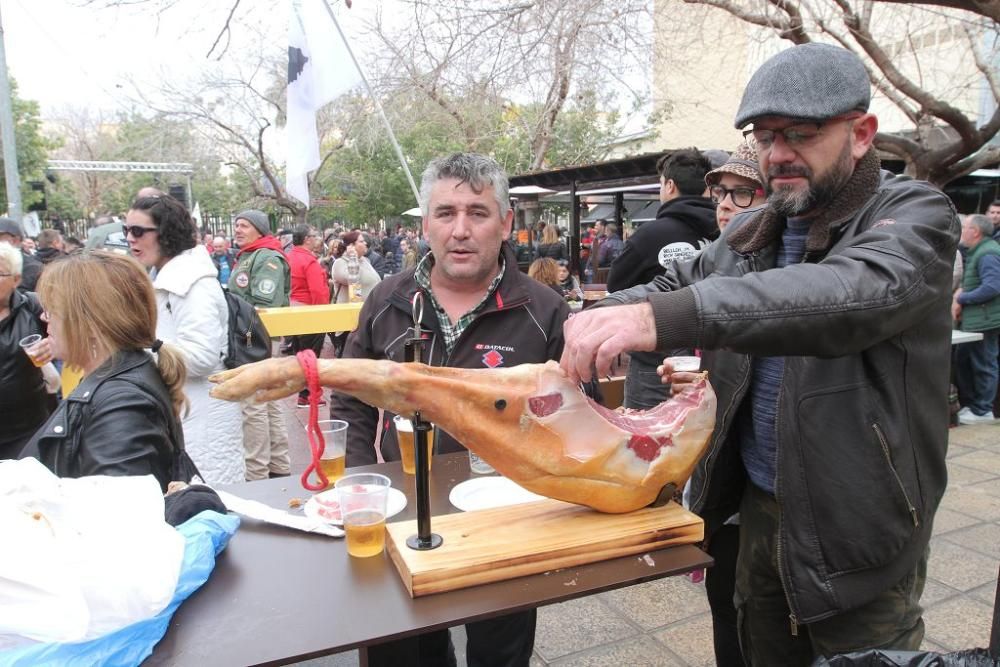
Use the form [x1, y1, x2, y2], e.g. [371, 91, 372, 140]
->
[1, 41, 997, 667]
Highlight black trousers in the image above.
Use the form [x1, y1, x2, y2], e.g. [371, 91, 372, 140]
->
[705, 523, 744, 666]
[364, 609, 536, 667]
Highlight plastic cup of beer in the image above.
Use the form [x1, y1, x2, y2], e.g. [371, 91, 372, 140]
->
[335, 473, 391, 558]
[666, 356, 701, 372]
[308, 419, 348, 487]
[468, 450, 495, 475]
[19, 334, 46, 368]
[394, 415, 434, 474]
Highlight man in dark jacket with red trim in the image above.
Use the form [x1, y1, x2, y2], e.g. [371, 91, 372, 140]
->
[333, 153, 568, 667]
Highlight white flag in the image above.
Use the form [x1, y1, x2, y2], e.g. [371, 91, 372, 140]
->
[286, 0, 362, 207]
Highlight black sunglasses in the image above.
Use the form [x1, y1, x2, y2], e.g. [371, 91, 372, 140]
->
[123, 224, 159, 239]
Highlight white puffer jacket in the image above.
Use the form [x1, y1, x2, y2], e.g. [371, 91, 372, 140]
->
[153, 246, 245, 484]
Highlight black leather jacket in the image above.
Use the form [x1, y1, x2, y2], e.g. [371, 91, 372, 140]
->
[0, 290, 53, 458]
[604, 152, 960, 623]
[337, 243, 570, 466]
[21, 349, 186, 492]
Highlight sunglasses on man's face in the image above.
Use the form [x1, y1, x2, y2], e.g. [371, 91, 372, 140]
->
[123, 224, 159, 239]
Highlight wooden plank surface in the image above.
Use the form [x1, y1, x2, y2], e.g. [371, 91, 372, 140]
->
[387, 499, 703, 597]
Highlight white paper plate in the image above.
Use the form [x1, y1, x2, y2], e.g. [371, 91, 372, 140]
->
[304, 487, 407, 526]
[449, 477, 546, 512]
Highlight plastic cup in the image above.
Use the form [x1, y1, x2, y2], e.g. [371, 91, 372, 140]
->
[335, 473, 390, 558]
[468, 450, 495, 475]
[306, 420, 348, 487]
[18, 334, 45, 368]
[666, 356, 701, 372]
[394, 415, 434, 474]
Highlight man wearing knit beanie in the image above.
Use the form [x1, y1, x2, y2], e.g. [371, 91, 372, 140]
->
[561, 43, 959, 663]
[229, 209, 292, 480]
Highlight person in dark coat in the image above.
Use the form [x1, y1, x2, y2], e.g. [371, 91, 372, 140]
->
[20, 251, 194, 492]
[0, 241, 55, 459]
[608, 147, 718, 410]
[0, 218, 42, 292]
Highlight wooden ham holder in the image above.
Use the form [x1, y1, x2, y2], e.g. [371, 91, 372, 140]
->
[386, 498, 703, 598]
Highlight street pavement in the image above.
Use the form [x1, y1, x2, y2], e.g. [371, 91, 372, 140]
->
[279, 377, 999, 666]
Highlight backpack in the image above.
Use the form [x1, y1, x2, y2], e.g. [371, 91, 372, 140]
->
[221, 288, 272, 369]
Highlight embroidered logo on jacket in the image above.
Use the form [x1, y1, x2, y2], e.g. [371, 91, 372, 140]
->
[482, 350, 504, 368]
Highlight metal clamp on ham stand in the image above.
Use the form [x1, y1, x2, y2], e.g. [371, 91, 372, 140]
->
[404, 292, 443, 551]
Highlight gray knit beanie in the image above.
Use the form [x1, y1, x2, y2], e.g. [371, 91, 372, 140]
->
[735, 43, 870, 129]
[235, 210, 271, 237]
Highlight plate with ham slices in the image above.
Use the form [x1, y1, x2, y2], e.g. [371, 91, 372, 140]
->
[304, 487, 408, 526]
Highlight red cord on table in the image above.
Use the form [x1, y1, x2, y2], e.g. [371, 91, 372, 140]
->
[296, 350, 328, 491]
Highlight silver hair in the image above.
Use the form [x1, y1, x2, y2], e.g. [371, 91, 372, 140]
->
[419, 153, 510, 218]
[967, 214, 994, 238]
[0, 241, 22, 275]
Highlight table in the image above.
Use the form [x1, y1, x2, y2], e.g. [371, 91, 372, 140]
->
[146, 454, 712, 666]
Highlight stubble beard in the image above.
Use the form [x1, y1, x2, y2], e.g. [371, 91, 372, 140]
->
[767, 142, 854, 217]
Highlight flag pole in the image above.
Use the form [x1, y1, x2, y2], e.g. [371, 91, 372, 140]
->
[319, 0, 422, 209]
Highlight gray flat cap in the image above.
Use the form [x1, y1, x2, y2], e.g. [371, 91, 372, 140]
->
[734, 43, 870, 129]
[235, 210, 271, 237]
[0, 217, 24, 239]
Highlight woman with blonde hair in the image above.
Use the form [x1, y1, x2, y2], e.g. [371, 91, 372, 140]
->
[534, 223, 567, 261]
[20, 251, 196, 491]
[528, 257, 563, 296]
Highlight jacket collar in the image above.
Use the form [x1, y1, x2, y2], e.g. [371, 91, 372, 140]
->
[153, 246, 218, 296]
[727, 149, 882, 257]
[68, 349, 152, 405]
[389, 242, 530, 327]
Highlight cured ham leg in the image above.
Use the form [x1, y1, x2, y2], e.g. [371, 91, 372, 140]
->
[209, 358, 716, 513]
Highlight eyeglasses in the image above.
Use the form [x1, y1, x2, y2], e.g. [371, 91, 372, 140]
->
[123, 224, 159, 238]
[743, 113, 863, 152]
[709, 185, 764, 208]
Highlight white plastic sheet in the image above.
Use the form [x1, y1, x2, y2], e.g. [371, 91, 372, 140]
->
[0, 458, 184, 650]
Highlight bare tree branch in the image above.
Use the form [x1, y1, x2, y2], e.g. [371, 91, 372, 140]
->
[871, 0, 1000, 24]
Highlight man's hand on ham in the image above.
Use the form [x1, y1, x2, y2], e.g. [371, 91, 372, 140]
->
[560, 302, 657, 383]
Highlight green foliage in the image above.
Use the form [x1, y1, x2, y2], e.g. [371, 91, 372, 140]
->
[0, 80, 58, 213]
[311, 87, 620, 227]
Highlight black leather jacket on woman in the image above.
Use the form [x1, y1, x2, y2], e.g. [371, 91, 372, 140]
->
[604, 151, 960, 624]
[0, 290, 53, 458]
[21, 349, 187, 492]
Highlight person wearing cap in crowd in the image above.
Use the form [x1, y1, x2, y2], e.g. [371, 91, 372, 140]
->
[229, 209, 292, 481]
[607, 147, 718, 410]
[692, 141, 767, 667]
[0, 218, 42, 292]
[705, 143, 766, 232]
[560, 43, 959, 663]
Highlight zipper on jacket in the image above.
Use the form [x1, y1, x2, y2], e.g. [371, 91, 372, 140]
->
[771, 381, 800, 635]
[872, 423, 920, 527]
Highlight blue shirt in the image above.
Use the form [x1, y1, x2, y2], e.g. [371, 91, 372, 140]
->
[740, 216, 811, 495]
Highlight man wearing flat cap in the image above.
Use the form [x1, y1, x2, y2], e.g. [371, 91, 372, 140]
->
[561, 43, 959, 663]
[229, 210, 292, 480]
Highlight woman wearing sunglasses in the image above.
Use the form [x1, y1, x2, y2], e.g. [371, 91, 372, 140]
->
[124, 195, 244, 484]
[20, 251, 197, 490]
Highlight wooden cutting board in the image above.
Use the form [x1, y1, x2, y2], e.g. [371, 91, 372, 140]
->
[386, 499, 703, 597]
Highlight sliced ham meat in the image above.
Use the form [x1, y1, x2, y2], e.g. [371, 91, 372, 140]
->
[209, 358, 716, 513]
